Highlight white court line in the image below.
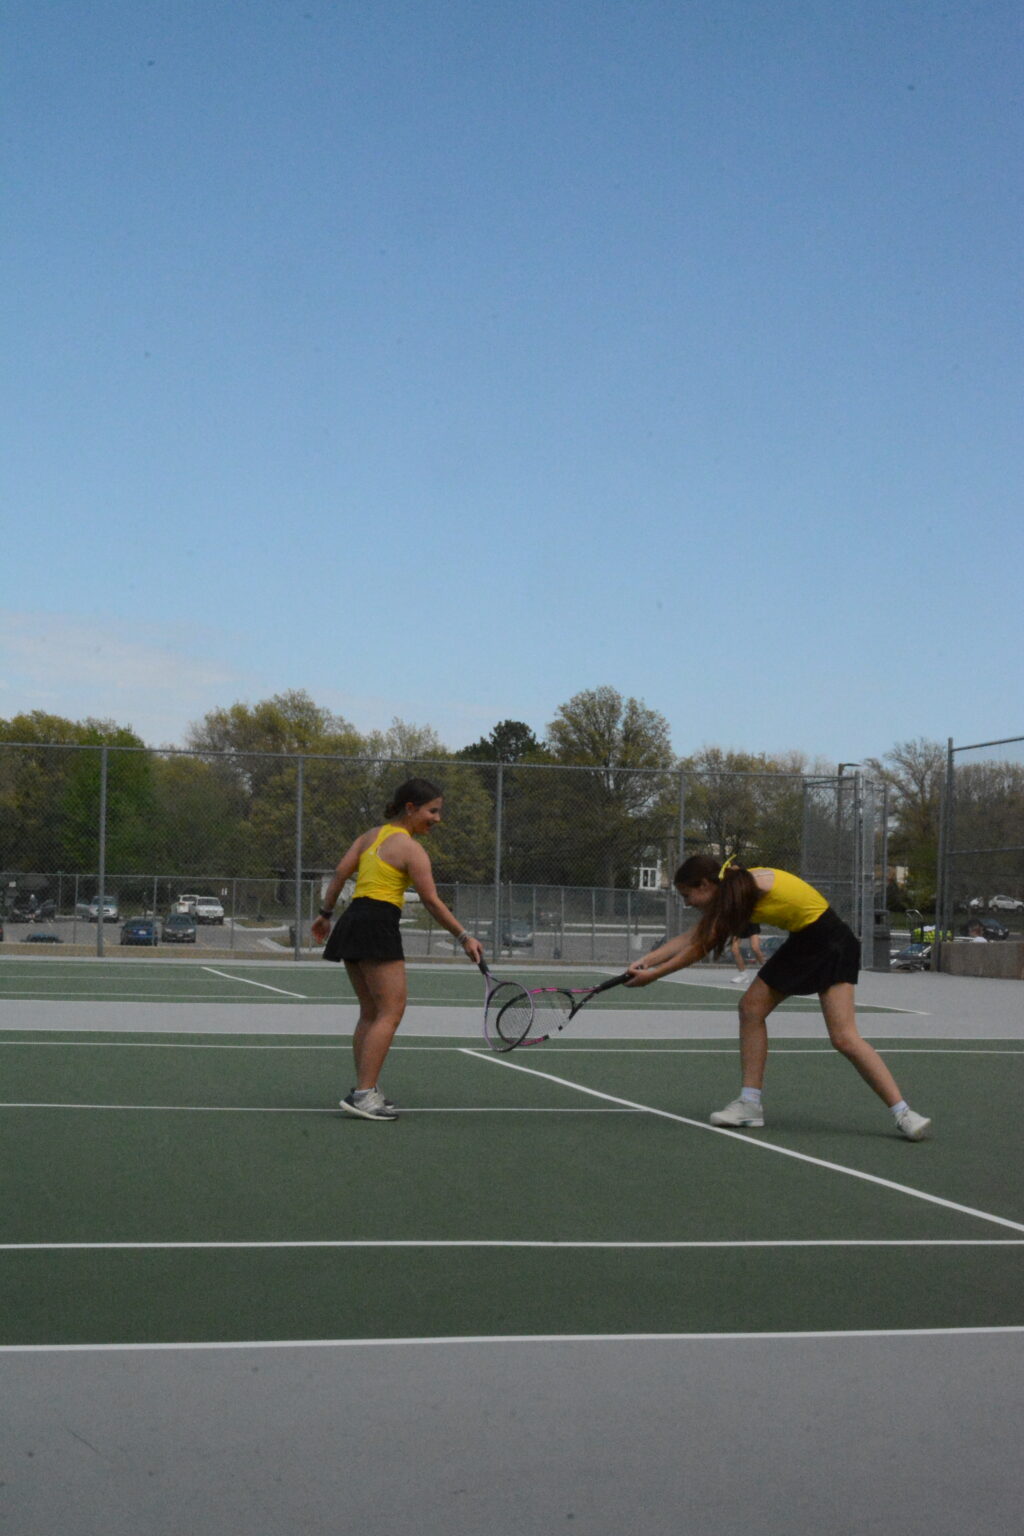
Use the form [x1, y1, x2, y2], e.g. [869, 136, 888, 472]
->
[202, 967, 307, 999]
[4, 1238, 1022, 1253]
[3, 1326, 1023, 1354]
[464, 1050, 1024, 1236]
[0, 1102, 631, 1115]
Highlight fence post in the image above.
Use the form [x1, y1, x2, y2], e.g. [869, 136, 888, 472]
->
[672, 767, 686, 936]
[935, 737, 955, 957]
[493, 763, 504, 954]
[96, 745, 108, 959]
[294, 755, 304, 962]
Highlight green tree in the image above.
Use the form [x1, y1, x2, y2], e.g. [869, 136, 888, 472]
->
[456, 721, 542, 764]
[511, 687, 677, 889]
[864, 739, 946, 907]
[0, 712, 154, 876]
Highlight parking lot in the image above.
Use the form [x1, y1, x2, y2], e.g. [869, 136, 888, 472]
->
[0, 916, 292, 956]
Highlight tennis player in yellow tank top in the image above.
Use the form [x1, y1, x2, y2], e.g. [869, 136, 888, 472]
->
[311, 778, 483, 1121]
[626, 854, 931, 1140]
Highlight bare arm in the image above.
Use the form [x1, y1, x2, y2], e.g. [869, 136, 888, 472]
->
[403, 842, 484, 963]
[625, 931, 708, 985]
[310, 835, 366, 943]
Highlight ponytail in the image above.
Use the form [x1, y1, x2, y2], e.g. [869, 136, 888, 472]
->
[676, 854, 759, 958]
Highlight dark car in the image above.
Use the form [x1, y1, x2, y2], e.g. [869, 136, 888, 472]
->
[162, 912, 197, 944]
[24, 932, 63, 943]
[960, 916, 1009, 942]
[120, 916, 159, 947]
[9, 896, 55, 922]
[501, 919, 534, 948]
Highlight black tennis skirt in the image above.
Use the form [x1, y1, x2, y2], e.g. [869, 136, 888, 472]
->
[736, 922, 762, 938]
[323, 897, 404, 964]
[757, 908, 860, 995]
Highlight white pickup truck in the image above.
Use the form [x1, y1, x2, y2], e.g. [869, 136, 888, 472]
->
[173, 892, 225, 924]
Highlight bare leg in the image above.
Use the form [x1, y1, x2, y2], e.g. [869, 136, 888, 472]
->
[344, 959, 407, 1090]
[730, 938, 746, 975]
[819, 982, 903, 1107]
[750, 935, 766, 965]
[736, 977, 787, 1089]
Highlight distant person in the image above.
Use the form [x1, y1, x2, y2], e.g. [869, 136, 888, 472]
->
[627, 855, 931, 1140]
[311, 778, 483, 1120]
[730, 921, 765, 983]
[967, 922, 988, 943]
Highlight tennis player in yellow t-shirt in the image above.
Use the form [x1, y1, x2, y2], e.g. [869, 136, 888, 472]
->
[627, 854, 930, 1140]
[312, 777, 483, 1120]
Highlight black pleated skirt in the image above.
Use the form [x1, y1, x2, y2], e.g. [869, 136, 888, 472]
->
[323, 897, 404, 963]
[757, 908, 860, 995]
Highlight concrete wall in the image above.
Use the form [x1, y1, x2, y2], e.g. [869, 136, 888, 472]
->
[936, 940, 1024, 980]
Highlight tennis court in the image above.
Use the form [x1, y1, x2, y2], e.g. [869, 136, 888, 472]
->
[3, 957, 1022, 1534]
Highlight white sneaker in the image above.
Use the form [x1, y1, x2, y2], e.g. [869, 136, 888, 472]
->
[894, 1107, 931, 1141]
[340, 1088, 399, 1121]
[731, 974, 748, 984]
[710, 1096, 764, 1128]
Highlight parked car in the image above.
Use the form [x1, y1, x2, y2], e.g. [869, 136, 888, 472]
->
[120, 916, 159, 947]
[84, 895, 119, 923]
[8, 895, 56, 922]
[960, 916, 1010, 941]
[501, 919, 534, 948]
[162, 912, 198, 944]
[174, 892, 225, 924]
[891, 942, 932, 972]
[24, 932, 63, 943]
[988, 895, 1024, 912]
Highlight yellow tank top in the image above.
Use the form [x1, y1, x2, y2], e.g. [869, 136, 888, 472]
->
[750, 868, 829, 932]
[352, 824, 413, 908]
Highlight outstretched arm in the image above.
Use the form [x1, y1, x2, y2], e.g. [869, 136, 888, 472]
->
[625, 931, 707, 985]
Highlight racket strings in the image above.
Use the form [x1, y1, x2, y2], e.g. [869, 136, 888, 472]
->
[494, 987, 535, 1048]
[532, 986, 575, 1026]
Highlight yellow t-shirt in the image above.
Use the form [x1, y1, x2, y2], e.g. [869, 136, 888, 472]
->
[750, 868, 829, 932]
[352, 824, 413, 908]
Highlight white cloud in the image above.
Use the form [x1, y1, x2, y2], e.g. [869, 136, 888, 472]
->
[0, 610, 255, 745]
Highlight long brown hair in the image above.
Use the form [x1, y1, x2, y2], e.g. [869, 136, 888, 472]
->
[675, 854, 760, 958]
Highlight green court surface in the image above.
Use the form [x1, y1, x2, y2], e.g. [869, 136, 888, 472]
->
[0, 958, 887, 1010]
[3, 1020, 1022, 1347]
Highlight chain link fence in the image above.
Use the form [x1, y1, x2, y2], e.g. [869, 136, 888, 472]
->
[0, 742, 885, 965]
[937, 734, 1024, 955]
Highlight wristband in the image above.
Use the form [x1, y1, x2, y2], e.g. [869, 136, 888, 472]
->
[455, 930, 469, 944]
[318, 908, 334, 920]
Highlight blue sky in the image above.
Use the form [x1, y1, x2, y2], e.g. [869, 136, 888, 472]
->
[3, 1, 1021, 763]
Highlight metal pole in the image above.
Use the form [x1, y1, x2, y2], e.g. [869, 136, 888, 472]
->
[673, 768, 686, 937]
[858, 772, 874, 950]
[880, 782, 890, 918]
[293, 756, 304, 961]
[96, 746, 108, 958]
[935, 737, 955, 964]
[493, 763, 504, 955]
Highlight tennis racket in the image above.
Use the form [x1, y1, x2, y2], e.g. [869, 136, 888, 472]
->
[501, 970, 631, 1046]
[478, 958, 537, 1053]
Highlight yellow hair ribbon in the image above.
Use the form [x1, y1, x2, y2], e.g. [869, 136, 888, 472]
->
[717, 855, 736, 880]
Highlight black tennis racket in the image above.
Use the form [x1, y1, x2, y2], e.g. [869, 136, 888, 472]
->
[501, 970, 632, 1046]
[478, 958, 537, 1053]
